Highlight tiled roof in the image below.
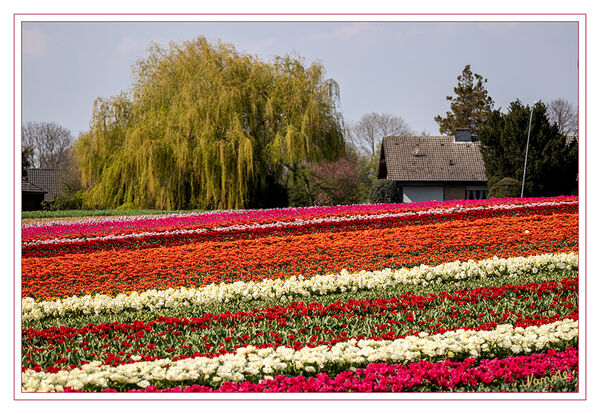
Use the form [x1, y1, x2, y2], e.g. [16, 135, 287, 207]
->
[25, 169, 64, 201]
[380, 135, 487, 182]
[22, 179, 46, 194]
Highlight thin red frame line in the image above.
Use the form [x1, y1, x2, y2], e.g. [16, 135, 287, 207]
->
[12, 12, 588, 16]
[15, 400, 588, 402]
[13, 14, 586, 401]
[12, 12, 16, 404]
[17, 20, 583, 23]
[583, 12, 587, 402]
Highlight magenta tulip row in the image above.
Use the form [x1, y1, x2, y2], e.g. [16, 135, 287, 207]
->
[68, 347, 577, 393]
[23, 195, 576, 242]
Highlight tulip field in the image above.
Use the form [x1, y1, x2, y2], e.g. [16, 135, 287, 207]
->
[20, 196, 580, 393]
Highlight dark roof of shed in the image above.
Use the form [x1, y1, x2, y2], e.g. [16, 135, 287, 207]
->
[22, 179, 47, 194]
[25, 169, 64, 198]
[381, 135, 487, 182]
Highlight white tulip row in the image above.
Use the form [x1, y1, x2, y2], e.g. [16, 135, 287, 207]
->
[21, 252, 578, 322]
[23, 199, 577, 246]
[21, 318, 579, 392]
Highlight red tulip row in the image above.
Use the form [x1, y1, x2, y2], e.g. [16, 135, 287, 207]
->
[24, 196, 575, 243]
[22, 276, 578, 373]
[22, 200, 577, 258]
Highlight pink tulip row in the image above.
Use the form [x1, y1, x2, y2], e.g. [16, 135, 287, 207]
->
[23, 196, 577, 242]
[86, 347, 577, 393]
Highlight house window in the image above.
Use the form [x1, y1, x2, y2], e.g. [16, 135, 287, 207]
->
[466, 186, 488, 200]
[402, 186, 444, 203]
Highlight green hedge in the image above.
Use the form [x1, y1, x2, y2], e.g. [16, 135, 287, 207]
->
[369, 179, 402, 204]
[490, 177, 522, 198]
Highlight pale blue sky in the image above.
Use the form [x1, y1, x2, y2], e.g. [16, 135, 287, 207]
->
[22, 21, 579, 138]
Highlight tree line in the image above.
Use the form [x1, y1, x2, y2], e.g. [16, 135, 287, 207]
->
[433, 65, 577, 197]
[22, 37, 578, 210]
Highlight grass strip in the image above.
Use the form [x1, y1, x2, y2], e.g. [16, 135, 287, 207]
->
[22, 209, 207, 219]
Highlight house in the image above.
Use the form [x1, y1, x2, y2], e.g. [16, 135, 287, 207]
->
[377, 129, 488, 203]
[22, 179, 46, 211]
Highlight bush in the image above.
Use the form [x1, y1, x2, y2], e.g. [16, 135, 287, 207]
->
[116, 202, 138, 211]
[286, 152, 372, 207]
[369, 179, 402, 204]
[309, 155, 371, 206]
[489, 177, 522, 198]
[40, 200, 56, 211]
[53, 185, 84, 210]
[41, 193, 84, 211]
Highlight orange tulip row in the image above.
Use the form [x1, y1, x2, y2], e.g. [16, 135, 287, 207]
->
[22, 209, 578, 300]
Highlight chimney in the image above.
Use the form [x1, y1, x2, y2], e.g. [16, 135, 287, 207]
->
[454, 128, 473, 143]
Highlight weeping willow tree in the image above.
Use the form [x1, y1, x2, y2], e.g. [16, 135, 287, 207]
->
[75, 36, 345, 210]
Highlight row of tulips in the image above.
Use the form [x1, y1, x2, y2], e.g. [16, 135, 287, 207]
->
[21, 252, 578, 321]
[22, 275, 578, 373]
[22, 210, 578, 299]
[22, 199, 496, 240]
[84, 347, 575, 393]
[22, 198, 577, 247]
[21, 318, 578, 392]
[21, 199, 577, 259]
[23, 196, 575, 241]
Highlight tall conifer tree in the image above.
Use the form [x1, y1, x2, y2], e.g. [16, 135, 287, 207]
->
[434, 65, 494, 135]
